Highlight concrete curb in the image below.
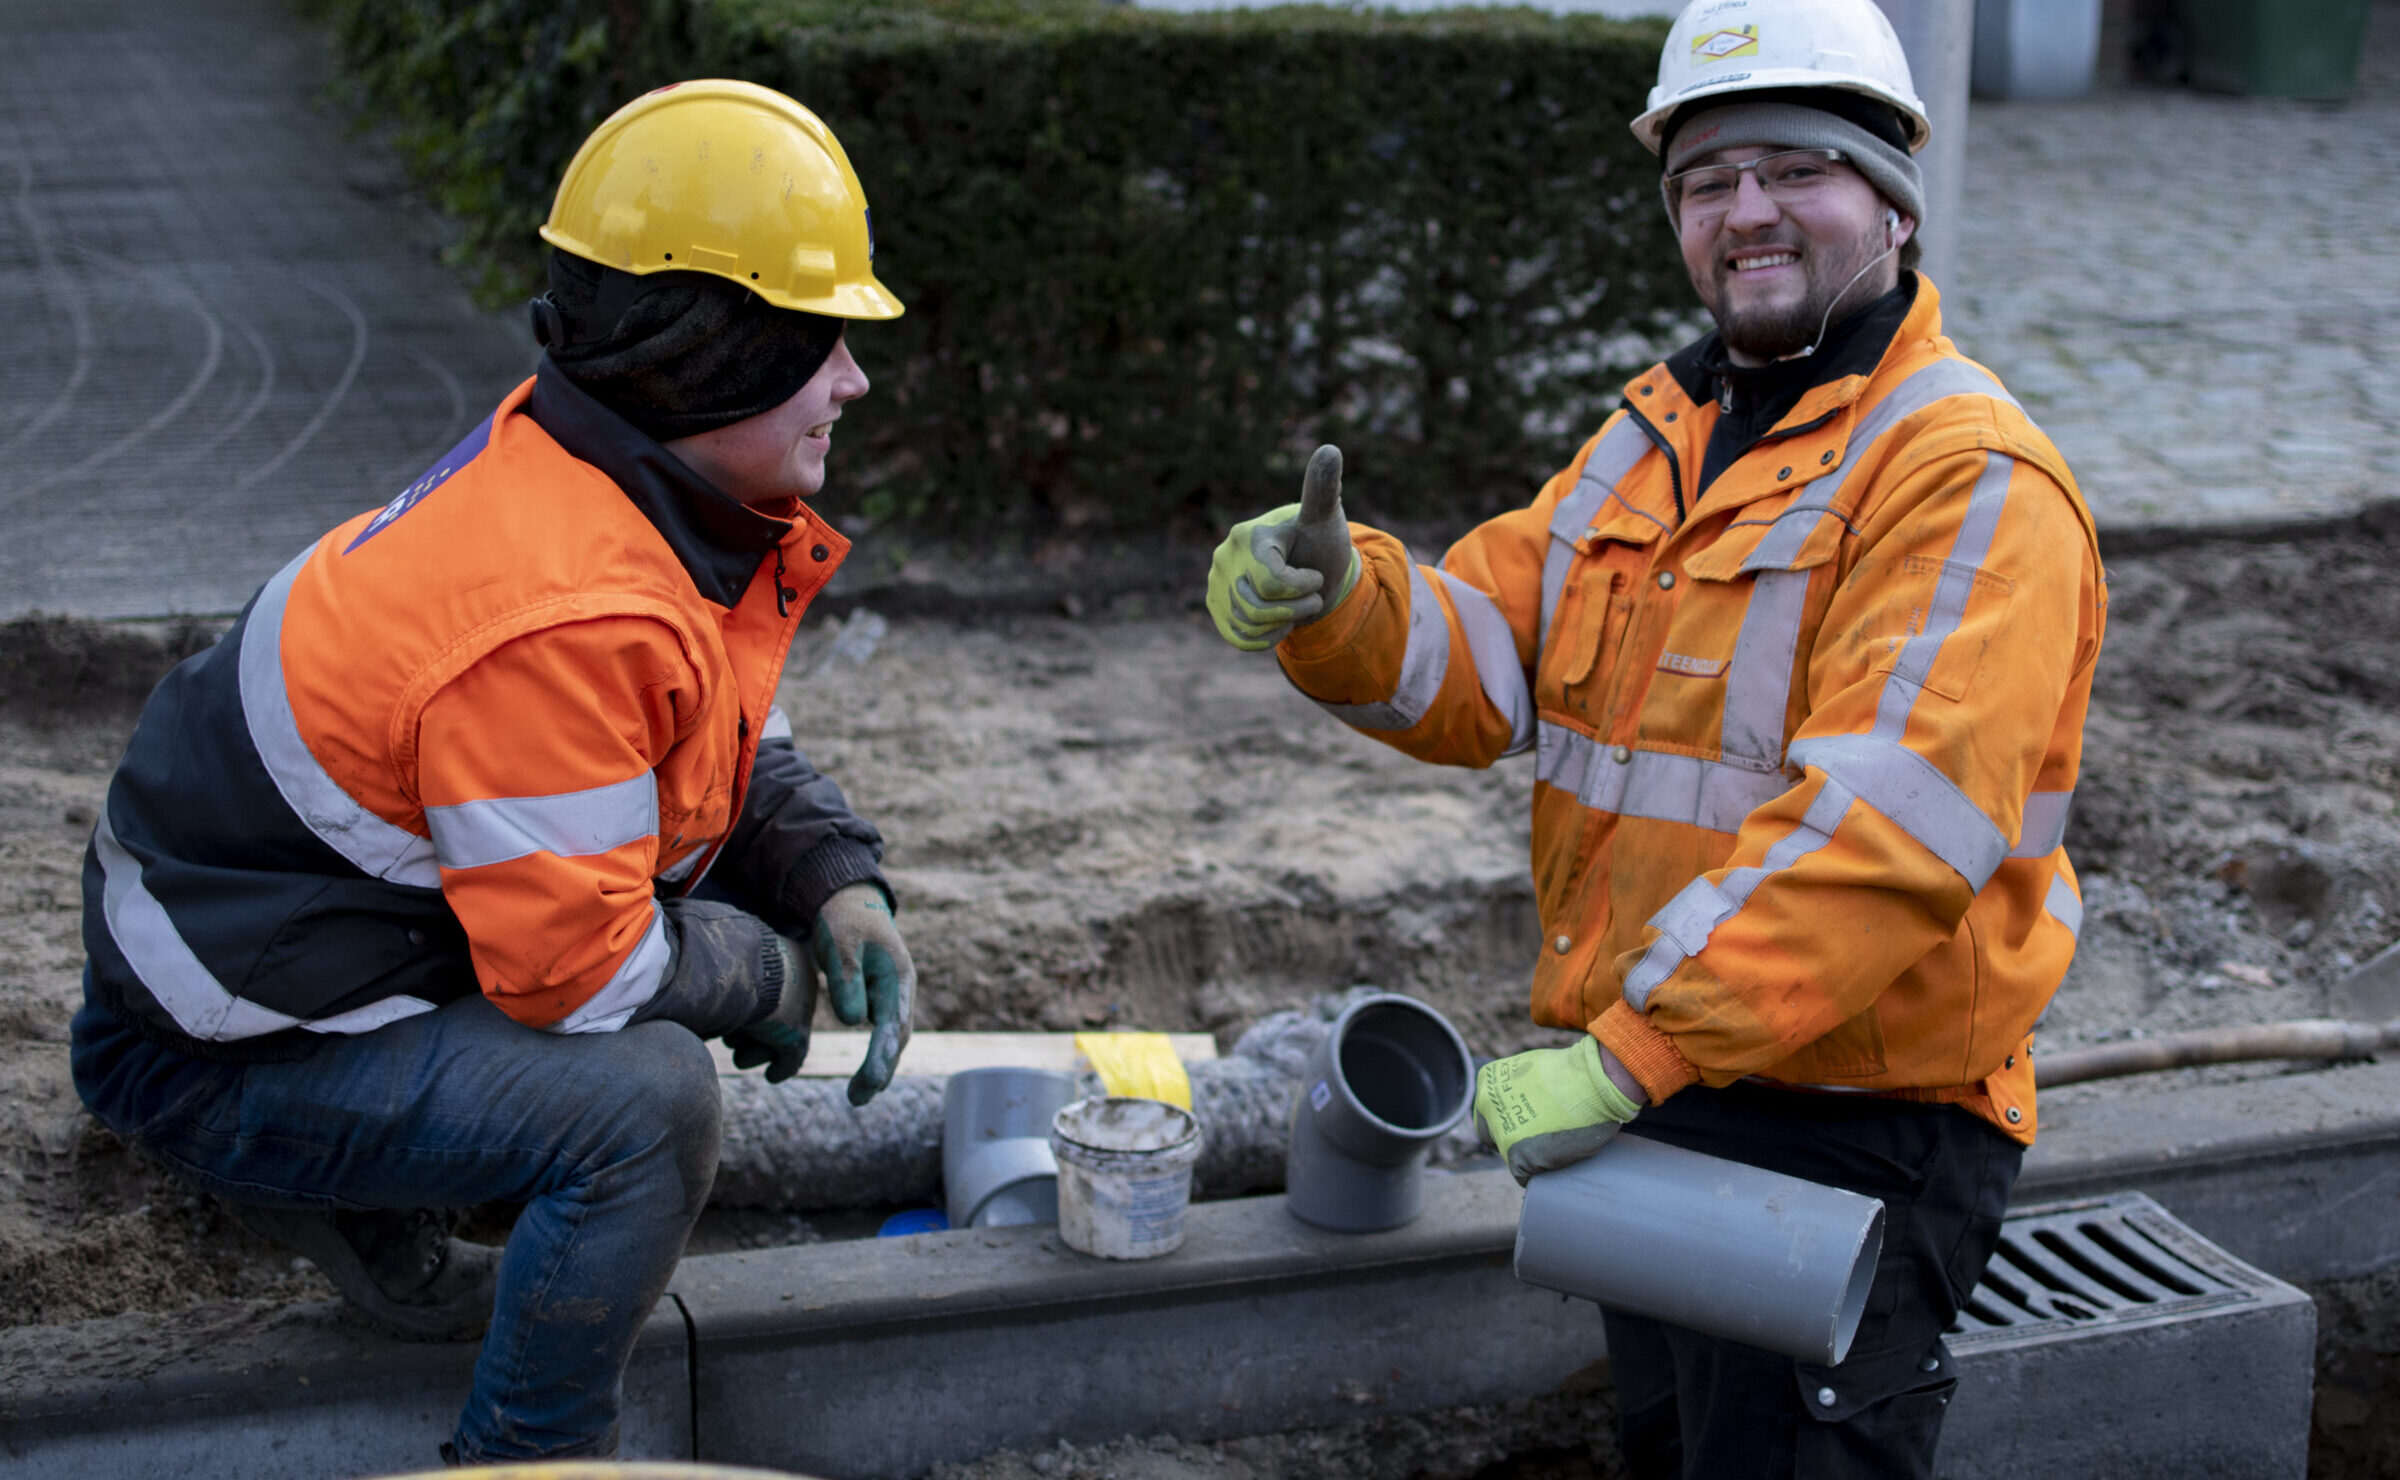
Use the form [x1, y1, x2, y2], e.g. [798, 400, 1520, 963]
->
[0, 1301, 690, 1477]
[2018, 1058, 2400, 1281]
[672, 1170, 1597, 1478]
[4, 1061, 2393, 1478]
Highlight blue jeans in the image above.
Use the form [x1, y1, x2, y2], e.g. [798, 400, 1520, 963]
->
[71, 986, 721, 1462]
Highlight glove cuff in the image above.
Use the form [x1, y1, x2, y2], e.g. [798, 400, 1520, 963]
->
[641, 899, 788, 1038]
[1305, 546, 1361, 623]
[1570, 1036, 1643, 1125]
[755, 933, 799, 1024]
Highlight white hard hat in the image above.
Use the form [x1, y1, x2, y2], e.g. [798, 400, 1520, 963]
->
[1632, 0, 1931, 156]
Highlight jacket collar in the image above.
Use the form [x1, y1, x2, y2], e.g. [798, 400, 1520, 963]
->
[524, 358, 791, 610]
[1610, 274, 1947, 532]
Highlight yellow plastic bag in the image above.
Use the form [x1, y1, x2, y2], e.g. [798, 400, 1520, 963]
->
[1074, 1031, 1192, 1110]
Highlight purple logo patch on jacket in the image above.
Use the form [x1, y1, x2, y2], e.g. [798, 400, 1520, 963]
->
[345, 415, 494, 553]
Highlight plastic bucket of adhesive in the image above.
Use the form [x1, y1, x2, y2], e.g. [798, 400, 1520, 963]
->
[1515, 1135, 1887, 1365]
[1049, 1096, 1203, 1259]
[943, 1067, 1078, 1229]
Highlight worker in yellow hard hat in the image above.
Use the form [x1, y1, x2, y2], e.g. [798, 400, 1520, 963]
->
[70, 81, 913, 1465]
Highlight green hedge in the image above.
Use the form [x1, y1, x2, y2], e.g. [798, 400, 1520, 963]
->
[308, 1, 1683, 534]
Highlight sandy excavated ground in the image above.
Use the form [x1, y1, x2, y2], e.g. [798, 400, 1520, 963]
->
[6, 520, 2400, 1474]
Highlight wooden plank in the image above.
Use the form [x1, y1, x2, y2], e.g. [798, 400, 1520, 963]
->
[707, 1030, 1219, 1079]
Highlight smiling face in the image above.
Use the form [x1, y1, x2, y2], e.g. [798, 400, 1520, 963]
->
[1673, 145, 1910, 366]
[662, 333, 869, 507]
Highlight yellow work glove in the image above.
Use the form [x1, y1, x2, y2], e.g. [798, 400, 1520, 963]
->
[1473, 1037, 1642, 1186]
[1205, 444, 1361, 651]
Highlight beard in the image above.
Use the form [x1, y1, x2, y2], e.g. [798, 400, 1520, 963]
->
[1701, 231, 1890, 362]
[1714, 292, 1824, 362]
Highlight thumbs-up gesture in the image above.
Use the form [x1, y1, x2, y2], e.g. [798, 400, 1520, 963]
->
[1205, 445, 1363, 652]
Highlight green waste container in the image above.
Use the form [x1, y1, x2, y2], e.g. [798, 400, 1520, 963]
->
[2179, 0, 2374, 100]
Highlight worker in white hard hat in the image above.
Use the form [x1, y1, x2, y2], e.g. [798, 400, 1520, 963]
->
[72, 81, 915, 1464]
[1204, 1, 2104, 1474]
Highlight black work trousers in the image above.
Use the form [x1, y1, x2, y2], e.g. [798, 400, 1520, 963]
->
[1601, 1081, 2022, 1480]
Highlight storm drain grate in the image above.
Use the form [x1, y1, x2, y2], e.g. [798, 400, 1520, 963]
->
[1933, 1190, 2316, 1477]
[1947, 1192, 2276, 1348]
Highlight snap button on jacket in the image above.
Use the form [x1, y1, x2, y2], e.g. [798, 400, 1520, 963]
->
[1278, 281, 2103, 1143]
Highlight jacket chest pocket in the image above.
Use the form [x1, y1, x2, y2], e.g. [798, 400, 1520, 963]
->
[1662, 517, 1843, 767]
[1537, 554, 1646, 722]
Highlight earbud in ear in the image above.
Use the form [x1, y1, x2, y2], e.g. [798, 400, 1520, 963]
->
[1885, 209, 1901, 246]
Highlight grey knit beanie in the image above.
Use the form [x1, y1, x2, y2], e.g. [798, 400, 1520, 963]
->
[1660, 99, 1924, 230]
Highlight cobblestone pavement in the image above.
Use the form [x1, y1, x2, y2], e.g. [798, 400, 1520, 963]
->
[1947, 2, 2400, 527]
[0, 1, 2393, 618]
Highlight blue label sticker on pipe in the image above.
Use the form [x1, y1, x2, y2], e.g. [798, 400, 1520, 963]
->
[1310, 1080, 1332, 1112]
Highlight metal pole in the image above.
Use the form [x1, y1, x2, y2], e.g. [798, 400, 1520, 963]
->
[1872, 0, 1973, 288]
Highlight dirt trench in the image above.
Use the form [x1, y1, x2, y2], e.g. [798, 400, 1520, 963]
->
[5, 517, 2400, 1473]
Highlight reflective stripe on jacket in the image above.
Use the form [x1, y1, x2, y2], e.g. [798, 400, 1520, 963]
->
[84, 367, 862, 1052]
[1277, 279, 2104, 1144]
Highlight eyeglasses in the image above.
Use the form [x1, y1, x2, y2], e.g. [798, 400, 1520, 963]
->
[1666, 149, 1853, 221]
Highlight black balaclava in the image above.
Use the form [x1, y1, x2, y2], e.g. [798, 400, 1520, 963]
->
[532, 249, 845, 444]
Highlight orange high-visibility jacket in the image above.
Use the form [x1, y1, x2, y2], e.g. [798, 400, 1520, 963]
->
[83, 367, 877, 1052]
[1278, 280, 2104, 1144]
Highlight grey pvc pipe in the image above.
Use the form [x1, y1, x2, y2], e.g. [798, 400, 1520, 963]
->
[943, 1067, 1079, 1228]
[1515, 1135, 1887, 1366]
[1285, 993, 1475, 1232]
[710, 992, 1414, 1213]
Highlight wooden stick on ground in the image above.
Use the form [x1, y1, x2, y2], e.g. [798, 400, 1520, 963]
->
[2034, 1018, 2400, 1088]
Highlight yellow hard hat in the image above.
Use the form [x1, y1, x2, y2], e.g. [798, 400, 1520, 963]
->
[540, 79, 903, 321]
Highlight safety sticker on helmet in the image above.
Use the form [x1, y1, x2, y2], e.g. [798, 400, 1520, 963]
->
[1693, 26, 1761, 62]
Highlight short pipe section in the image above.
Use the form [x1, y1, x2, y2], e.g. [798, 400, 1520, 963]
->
[1285, 993, 1474, 1232]
[944, 1066, 1079, 1228]
[1514, 1135, 1886, 1365]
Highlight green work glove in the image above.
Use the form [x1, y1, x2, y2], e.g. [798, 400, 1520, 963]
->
[1205, 444, 1362, 651]
[1473, 1037, 1643, 1186]
[812, 884, 916, 1106]
[724, 935, 811, 1083]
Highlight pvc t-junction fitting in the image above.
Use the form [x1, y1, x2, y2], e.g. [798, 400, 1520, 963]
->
[944, 1066, 1079, 1229]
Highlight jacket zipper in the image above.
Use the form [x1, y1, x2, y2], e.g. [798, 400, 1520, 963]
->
[1622, 400, 1686, 526]
[680, 542, 802, 895]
